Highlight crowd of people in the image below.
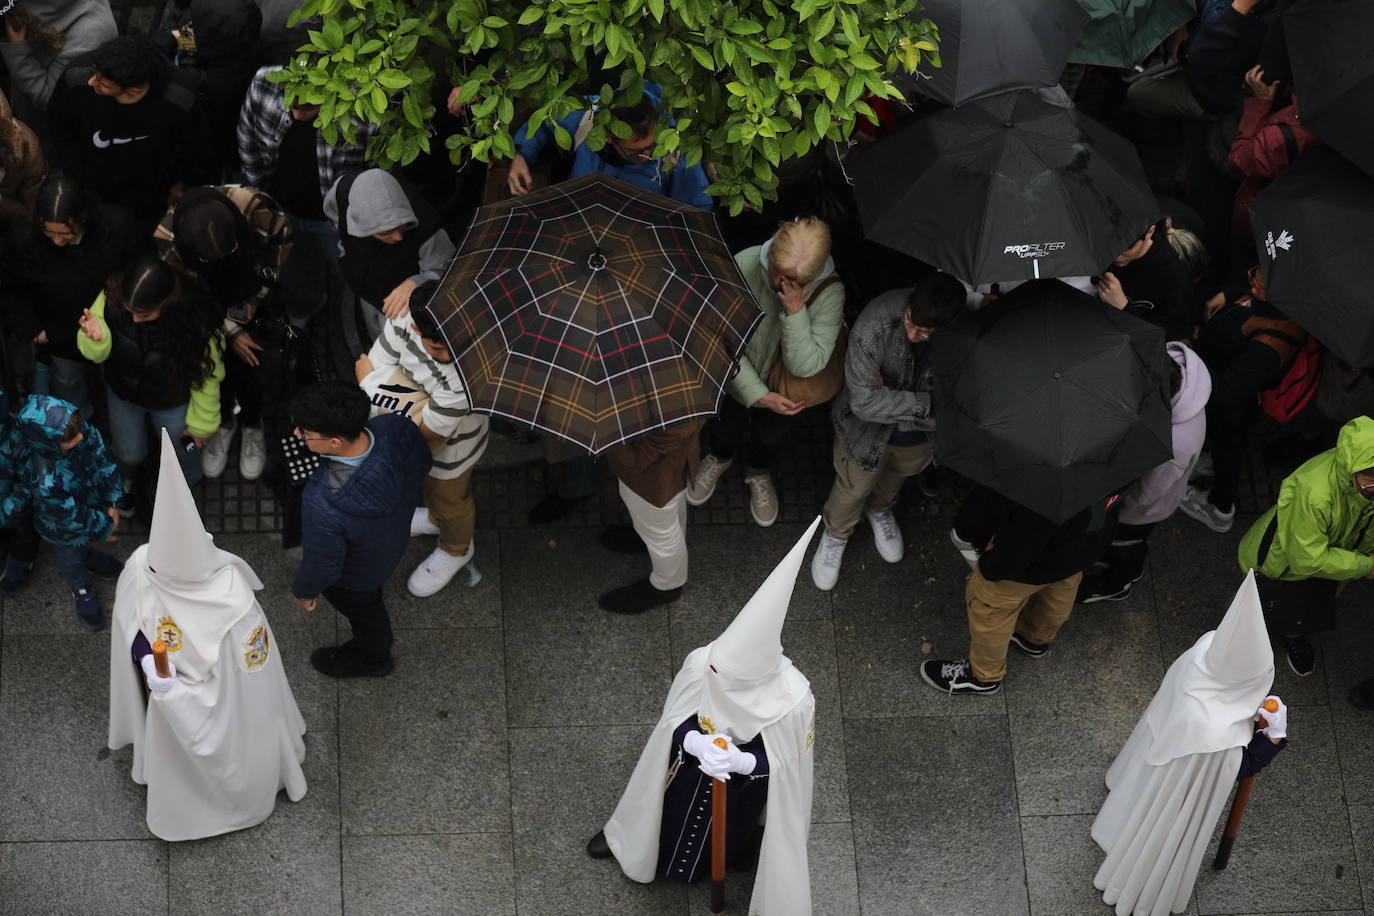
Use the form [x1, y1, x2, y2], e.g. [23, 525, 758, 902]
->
[0, 0, 1372, 717]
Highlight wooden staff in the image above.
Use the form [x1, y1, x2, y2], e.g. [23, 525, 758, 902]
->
[711, 737, 728, 914]
[152, 640, 170, 678]
[1213, 775, 1256, 869]
[1214, 698, 1281, 870]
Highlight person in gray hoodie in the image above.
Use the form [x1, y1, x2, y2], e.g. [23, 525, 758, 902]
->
[323, 169, 456, 329]
[1078, 341, 1212, 603]
[0, 0, 117, 124]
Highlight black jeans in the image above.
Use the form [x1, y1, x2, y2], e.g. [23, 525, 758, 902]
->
[1255, 575, 1340, 637]
[323, 584, 393, 661]
[708, 395, 803, 471]
[1198, 336, 1283, 513]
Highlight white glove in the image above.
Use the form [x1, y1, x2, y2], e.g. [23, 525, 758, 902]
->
[1256, 695, 1287, 740]
[682, 730, 735, 780]
[140, 654, 178, 698]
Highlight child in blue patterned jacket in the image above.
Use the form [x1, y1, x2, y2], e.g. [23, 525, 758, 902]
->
[0, 394, 125, 630]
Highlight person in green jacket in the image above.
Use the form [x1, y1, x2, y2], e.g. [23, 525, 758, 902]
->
[76, 256, 225, 506]
[1237, 415, 1374, 679]
[686, 217, 845, 526]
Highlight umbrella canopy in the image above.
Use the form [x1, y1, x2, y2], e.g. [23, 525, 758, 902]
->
[853, 91, 1159, 286]
[1283, 0, 1374, 179]
[912, 0, 1091, 107]
[428, 173, 762, 455]
[1250, 146, 1374, 367]
[931, 280, 1173, 522]
[1070, 0, 1197, 68]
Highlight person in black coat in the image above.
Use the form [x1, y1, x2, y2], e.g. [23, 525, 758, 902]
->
[12, 177, 142, 414]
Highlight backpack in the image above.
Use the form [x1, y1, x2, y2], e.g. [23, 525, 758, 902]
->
[1259, 334, 1322, 423]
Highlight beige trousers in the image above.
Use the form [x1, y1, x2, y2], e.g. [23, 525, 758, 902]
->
[821, 439, 933, 539]
[423, 468, 476, 556]
[966, 567, 1081, 683]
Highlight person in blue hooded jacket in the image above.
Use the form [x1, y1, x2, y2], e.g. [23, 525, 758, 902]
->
[288, 380, 431, 679]
[0, 394, 124, 629]
[506, 83, 713, 210]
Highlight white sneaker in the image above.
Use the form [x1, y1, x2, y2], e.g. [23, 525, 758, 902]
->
[686, 455, 732, 506]
[239, 425, 266, 481]
[410, 507, 440, 537]
[744, 473, 778, 527]
[407, 543, 474, 597]
[201, 422, 235, 478]
[1178, 484, 1234, 533]
[865, 508, 904, 563]
[950, 528, 980, 569]
[811, 531, 848, 590]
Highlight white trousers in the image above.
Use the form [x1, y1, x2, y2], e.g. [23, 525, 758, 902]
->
[618, 481, 689, 590]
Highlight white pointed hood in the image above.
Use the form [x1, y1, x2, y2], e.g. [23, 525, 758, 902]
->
[127, 433, 261, 682]
[1142, 571, 1274, 764]
[698, 517, 820, 742]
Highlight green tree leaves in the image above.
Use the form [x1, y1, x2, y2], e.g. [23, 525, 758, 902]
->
[273, 0, 939, 210]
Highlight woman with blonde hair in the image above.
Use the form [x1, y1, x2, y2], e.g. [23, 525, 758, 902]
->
[687, 217, 845, 526]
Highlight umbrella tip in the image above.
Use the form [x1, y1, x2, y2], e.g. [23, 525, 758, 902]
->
[588, 247, 608, 271]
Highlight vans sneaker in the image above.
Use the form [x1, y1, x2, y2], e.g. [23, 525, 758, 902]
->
[950, 528, 980, 569]
[73, 587, 105, 631]
[920, 658, 1000, 695]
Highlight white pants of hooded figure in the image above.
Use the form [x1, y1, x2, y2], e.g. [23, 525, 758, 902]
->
[618, 481, 689, 590]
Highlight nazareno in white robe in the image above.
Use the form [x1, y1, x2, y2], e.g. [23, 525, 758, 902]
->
[602, 646, 816, 916]
[107, 545, 307, 842]
[1091, 572, 1274, 916]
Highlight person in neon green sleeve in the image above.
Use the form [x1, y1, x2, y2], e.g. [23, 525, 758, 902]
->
[77, 256, 224, 509]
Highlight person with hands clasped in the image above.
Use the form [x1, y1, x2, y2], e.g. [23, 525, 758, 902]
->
[688, 218, 845, 527]
[77, 257, 224, 499]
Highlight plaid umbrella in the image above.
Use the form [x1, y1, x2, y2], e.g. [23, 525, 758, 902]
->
[428, 173, 762, 454]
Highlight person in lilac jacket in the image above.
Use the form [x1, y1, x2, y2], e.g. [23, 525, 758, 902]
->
[1079, 342, 1212, 603]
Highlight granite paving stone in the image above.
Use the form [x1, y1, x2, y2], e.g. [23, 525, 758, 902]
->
[675, 519, 834, 623]
[339, 628, 507, 836]
[501, 527, 673, 728]
[0, 839, 167, 916]
[1322, 606, 1374, 807]
[832, 528, 1009, 719]
[509, 724, 688, 915]
[342, 833, 515, 916]
[0, 635, 151, 841]
[168, 734, 342, 916]
[1007, 605, 1165, 816]
[848, 715, 1028, 916]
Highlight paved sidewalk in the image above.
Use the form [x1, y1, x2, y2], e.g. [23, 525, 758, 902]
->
[3, 465, 1373, 915]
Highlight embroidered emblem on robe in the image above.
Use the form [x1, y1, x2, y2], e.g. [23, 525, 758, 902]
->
[156, 617, 184, 652]
[242, 624, 270, 671]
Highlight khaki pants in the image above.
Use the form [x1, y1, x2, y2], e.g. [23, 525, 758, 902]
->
[822, 439, 933, 539]
[619, 481, 689, 591]
[966, 567, 1081, 683]
[423, 468, 476, 556]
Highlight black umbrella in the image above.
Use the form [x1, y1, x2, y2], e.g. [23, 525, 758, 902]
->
[1250, 147, 1374, 367]
[1283, 0, 1374, 180]
[931, 280, 1173, 523]
[853, 91, 1159, 286]
[911, 0, 1091, 107]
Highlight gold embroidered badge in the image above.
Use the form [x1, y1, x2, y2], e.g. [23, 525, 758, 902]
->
[697, 715, 717, 735]
[243, 624, 270, 670]
[155, 617, 184, 652]
[805, 709, 816, 749]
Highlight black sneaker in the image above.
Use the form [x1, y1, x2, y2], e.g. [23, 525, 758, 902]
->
[585, 830, 612, 859]
[920, 658, 1001, 695]
[115, 493, 137, 519]
[528, 491, 590, 524]
[1281, 634, 1315, 677]
[310, 644, 395, 678]
[72, 587, 105, 632]
[1079, 580, 1134, 604]
[1009, 632, 1050, 659]
[85, 550, 125, 581]
[598, 578, 682, 614]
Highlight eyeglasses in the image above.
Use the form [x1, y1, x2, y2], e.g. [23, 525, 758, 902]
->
[293, 428, 333, 443]
[611, 137, 656, 162]
[902, 313, 935, 341]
